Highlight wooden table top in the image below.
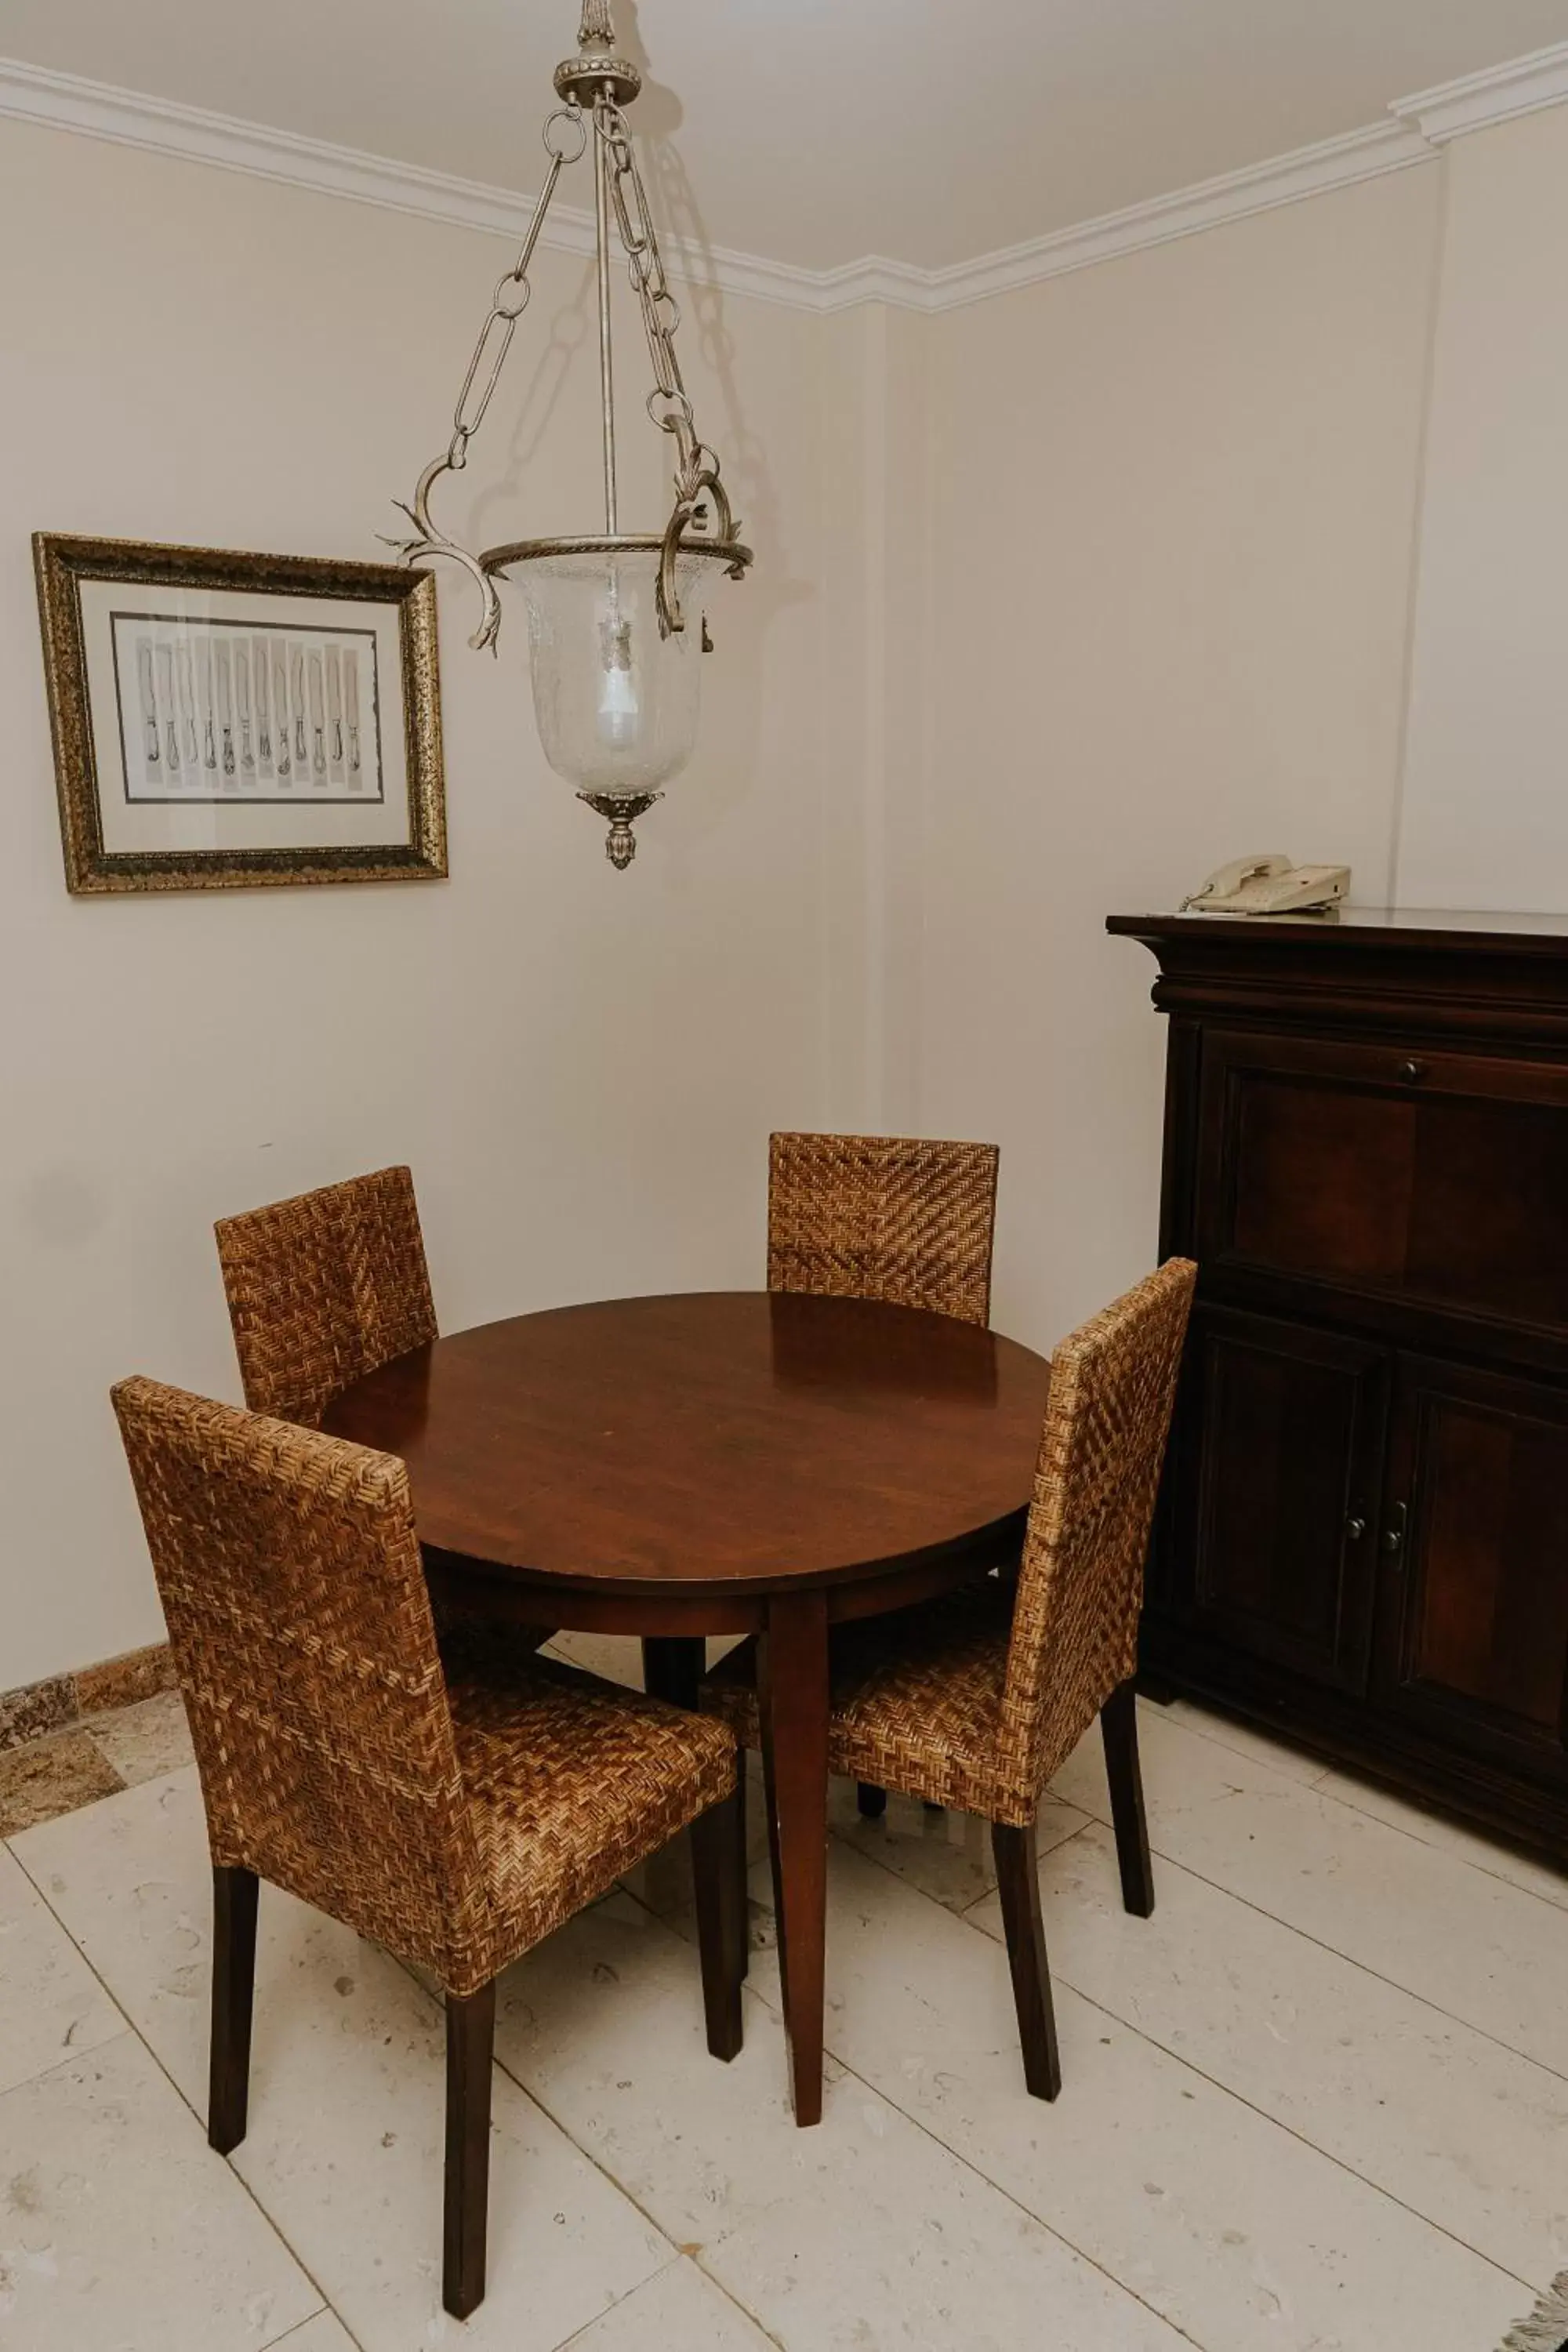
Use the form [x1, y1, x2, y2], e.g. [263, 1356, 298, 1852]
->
[321, 1290, 1054, 1601]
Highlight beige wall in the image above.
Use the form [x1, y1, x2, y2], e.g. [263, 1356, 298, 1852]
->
[8, 96, 1568, 1690]
[0, 118, 834, 1688]
[909, 167, 1443, 1353]
[1399, 104, 1568, 910]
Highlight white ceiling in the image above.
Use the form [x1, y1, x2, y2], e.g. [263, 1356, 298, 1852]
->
[7, 0, 1568, 271]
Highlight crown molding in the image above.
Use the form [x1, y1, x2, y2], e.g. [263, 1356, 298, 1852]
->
[0, 57, 820, 312]
[3, 45, 1568, 321]
[909, 121, 1432, 312]
[1392, 39, 1568, 146]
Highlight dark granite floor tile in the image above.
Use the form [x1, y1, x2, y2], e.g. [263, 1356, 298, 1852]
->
[74, 1642, 175, 1717]
[0, 1675, 76, 1754]
[0, 1730, 125, 1836]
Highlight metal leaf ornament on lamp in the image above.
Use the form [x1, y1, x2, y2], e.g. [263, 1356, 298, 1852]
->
[390, 1, 752, 868]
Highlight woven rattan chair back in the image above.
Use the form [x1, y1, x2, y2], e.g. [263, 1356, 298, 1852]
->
[112, 1376, 492, 1992]
[995, 1259, 1197, 1806]
[216, 1165, 436, 1428]
[767, 1132, 1000, 1327]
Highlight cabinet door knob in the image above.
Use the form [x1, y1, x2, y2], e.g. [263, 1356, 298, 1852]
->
[1345, 1515, 1367, 1542]
[1396, 1058, 1428, 1083]
[1382, 1502, 1408, 1554]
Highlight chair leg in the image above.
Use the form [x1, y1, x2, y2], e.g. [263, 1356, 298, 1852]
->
[991, 1818, 1062, 2102]
[209, 1865, 258, 2155]
[444, 1980, 496, 2321]
[691, 1786, 746, 2060]
[1102, 1678, 1155, 1918]
[856, 1782, 887, 1819]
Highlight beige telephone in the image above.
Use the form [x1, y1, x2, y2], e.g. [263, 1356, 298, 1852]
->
[1181, 854, 1350, 917]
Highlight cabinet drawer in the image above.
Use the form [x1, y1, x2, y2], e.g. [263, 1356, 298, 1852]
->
[1197, 1029, 1568, 1337]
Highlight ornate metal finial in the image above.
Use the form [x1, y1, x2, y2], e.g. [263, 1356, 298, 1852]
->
[555, 0, 640, 107]
[579, 790, 659, 870]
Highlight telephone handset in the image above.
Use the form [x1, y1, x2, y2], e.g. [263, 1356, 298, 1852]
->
[1181, 854, 1350, 917]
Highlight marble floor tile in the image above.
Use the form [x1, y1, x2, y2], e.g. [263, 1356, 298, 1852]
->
[0, 1846, 122, 2096]
[542, 1632, 644, 1687]
[968, 1819, 1568, 2285]
[833, 1780, 1090, 1915]
[1069, 1706, 1568, 2079]
[0, 2031, 318, 2352]
[746, 1837, 1527, 2352]
[1159, 1695, 1336, 1784]
[14, 1772, 673, 2351]
[262, 2315, 359, 2351]
[494, 1892, 1191, 2351]
[561, 2258, 775, 2350]
[86, 1688, 194, 1788]
[1312, 1762, 1568, 1915]
[0, 1729, 123, 1836]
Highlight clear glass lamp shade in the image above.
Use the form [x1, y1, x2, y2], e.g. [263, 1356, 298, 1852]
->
[510, 548, 708, 798]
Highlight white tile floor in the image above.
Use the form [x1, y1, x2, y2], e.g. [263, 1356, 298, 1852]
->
[2, 1639, 1565, 2350]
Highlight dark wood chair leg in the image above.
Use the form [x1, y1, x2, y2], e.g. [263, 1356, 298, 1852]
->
[759, 1589, 830, 2127]
[734, 1763, 752, 1978]
[209, 1864, 258, 2155]
[691, 1786, 746, 2060]
[991, 1818, 1062, 2102]
[856, 1782, 887, 1818]
[444, 1980, 496, 2321]
[1102, 1678, 1155, 1918]
[641, 1635, 706, 1711]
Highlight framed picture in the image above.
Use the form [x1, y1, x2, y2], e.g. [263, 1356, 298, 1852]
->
[34, 534, 446, 893]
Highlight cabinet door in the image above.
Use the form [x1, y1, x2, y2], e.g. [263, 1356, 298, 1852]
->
[1170, 1307, 1386, 1692]
[1196, 1029, 1568, 1340]
[1374, 1361, 1568, 1788]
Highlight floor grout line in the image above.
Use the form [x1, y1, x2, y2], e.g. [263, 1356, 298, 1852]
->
[8, 1740, 1563, 2347]
[612, 1871, 1212, 2349]
[1051, 1789, 1568, 2092]
[1145, 1707, 1568, 1920]
[654, 1818, 1548, 2300]
[8, 1823, 366, 2352]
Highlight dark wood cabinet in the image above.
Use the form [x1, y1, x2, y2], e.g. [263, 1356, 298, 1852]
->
[1110, 907, 1568, 1857]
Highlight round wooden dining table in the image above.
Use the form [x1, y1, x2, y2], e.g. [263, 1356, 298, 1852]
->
[322, 1289, 1054, 2125]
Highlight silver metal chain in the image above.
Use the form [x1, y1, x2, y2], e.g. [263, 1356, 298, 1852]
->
[595, 93, 732, 543]
[389, 66, 745, 648]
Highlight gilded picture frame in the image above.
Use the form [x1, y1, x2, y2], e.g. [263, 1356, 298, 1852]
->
[34, 533, 446, 894]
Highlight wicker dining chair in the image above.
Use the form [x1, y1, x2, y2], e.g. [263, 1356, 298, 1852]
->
[215, 1164, 437, 1430]
[112, 1377, 746, 2321]
[767, 1131, 1000, 1328]
[766, 1131, 1002, 1817]
[702, 1258, 1196, 2101]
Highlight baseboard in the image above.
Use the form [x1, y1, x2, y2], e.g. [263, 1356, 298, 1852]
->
[0, 1640, 175, 1752]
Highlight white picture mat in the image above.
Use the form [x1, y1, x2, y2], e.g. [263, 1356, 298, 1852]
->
[79, 579, 412, 855]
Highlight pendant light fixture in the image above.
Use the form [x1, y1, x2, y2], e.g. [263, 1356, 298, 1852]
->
[390, 2, 752, 869]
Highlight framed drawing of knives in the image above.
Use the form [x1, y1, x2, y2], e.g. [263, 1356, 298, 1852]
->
[34, 534, 445, 891]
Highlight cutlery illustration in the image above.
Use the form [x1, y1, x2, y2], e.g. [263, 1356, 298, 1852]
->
[214, 641, 236, 779]
[176, 641, 198, 768]
[307, 650, 327, 778]
[272, 642, 292, 779]
[136, 638, 160, 768]
[252, 636, 274, 772]
[325, 645, 343, 767]
[154, 643, 180, 775]
[343, 648, 362, 778]
[290, 647, 308, 765]
[235, 645, 256, 775]
[195, 638, 218, 771]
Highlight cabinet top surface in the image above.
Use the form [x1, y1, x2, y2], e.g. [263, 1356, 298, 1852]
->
[1108, 908, 1568, 954]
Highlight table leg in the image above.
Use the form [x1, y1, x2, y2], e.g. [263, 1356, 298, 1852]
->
[758, 1588, 829, 2127]
[641, 1636, 706, 1711]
